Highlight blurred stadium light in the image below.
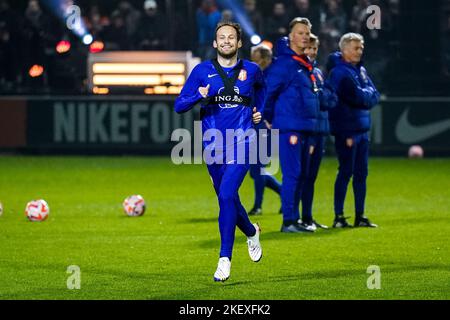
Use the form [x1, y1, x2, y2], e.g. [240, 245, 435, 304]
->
[217, 0, 262, 46]
[250, 35, 262, 45]
[41, 0, 91, 44]
[89, 41, 105, 54]
[87, 51, 200, 95]
[261, 40, 273, 50]
[82, 34, 93, 45]
[92, 86, 109, 95]
[29, 65, 44, 78]
[56, 40, 71, 54]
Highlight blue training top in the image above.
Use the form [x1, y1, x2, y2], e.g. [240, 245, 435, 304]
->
[174, 59, 266, 162]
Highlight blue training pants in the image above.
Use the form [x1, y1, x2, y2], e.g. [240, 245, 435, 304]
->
[207, 163, 256, 259]
[249, 163, 281, 209]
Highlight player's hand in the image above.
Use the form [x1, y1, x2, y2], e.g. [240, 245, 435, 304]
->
[198, 84, 210, 98]
[346, 138, 354, 148]
[252, 107, 262, 124]
[264, 120, 272, 130]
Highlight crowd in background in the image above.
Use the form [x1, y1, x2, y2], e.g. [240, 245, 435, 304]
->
[0, 0, 449, 94]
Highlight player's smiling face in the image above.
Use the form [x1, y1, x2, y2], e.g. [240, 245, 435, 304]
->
[214, 26, 242, 59]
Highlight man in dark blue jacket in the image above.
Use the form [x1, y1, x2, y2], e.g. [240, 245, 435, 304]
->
[300, 33, 337, 230]
[264, 18, 321, 233]
[248, 44, 282, 216]
[327, 33, 380, 228]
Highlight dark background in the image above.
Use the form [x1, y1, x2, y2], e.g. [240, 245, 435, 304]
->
[0, 0, 449, 96]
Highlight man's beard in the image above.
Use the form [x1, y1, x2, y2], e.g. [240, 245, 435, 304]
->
[217, 47, 238, 59]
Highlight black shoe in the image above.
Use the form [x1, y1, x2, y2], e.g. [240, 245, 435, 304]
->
[313, 220, 329, 230]
[333, 215, 352, 228]
[281, 222, 314, 233]
[354, 216, 378, 228]
[248, 207, 262, 216]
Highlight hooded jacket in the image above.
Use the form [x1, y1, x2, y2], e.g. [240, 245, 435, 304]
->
[263, 37, 320, 133]
[326, 51, 380, 135]
[313, 62, 337, 134]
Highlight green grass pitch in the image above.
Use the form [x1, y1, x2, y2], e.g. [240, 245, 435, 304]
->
[0, 156, 449, 300]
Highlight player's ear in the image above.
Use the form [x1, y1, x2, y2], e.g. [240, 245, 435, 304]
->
[213, 40, 218, 49]
[238, 39, 242, 49]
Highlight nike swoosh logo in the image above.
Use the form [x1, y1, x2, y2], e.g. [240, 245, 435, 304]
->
[208, 74, 218, 78]
[395, 108, 450, 144]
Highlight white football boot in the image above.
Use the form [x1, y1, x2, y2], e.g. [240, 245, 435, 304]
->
[214, 257, 231, 282]
[247, 223, 262, 262]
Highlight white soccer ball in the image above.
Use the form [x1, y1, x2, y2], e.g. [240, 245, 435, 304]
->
[123, 195, 146, 217]
[25, 199, 50, 222]
[408, 145, 424, 158]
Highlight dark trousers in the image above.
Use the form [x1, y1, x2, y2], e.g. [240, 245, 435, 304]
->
[279, 132, 314, 224]
[249, 163, 281, 209]
[301, 135, 325, 222]
[334, 132, 370, 216]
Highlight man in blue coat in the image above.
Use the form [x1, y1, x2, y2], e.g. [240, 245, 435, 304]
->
[327, 33, 380, 228]
[300, 33, 337, 230]
[264, 18, 321, 233]
[248, 44, 282, 216]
